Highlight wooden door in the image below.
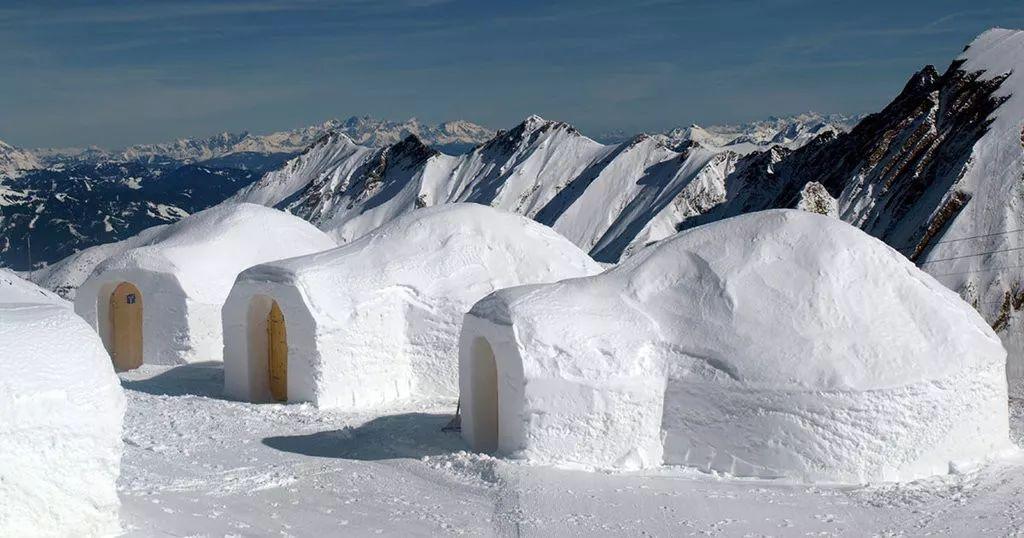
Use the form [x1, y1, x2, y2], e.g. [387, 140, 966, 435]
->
[267, 301, 288, 401]
[110, 282, 143, 371]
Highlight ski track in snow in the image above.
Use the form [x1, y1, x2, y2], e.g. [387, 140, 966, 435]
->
[118, 363, 1024, 536]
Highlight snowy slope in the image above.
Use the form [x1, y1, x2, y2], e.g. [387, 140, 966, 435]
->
[0, 268, 63, 304]
[923, 29, 1024, 388]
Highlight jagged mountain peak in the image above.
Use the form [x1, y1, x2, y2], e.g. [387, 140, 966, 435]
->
[503, 115, 587, 145]
[386, 134, 440, 164]
[522, 114, 547, 127]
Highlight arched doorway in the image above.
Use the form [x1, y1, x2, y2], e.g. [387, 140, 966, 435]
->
[267, 301, 288, 401]
[469, 338, 499, 452]
[109, 282, 143, 371]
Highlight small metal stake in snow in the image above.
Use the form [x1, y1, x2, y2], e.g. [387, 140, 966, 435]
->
[26, 233, 33, 280]
[442, 399, 461, 432]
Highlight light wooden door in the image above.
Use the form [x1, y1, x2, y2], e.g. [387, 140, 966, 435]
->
[267, 301, 288, 401]
[110, 282, 143, 371]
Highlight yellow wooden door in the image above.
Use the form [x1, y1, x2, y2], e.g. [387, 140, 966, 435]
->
[267, 301, 288, 401]
[110, 282, 143, 371]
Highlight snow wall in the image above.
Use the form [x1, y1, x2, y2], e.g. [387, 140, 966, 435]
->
[0, 275, 126, 535]
[460, 209, 1011, 483]
[223, 203, 604, 409]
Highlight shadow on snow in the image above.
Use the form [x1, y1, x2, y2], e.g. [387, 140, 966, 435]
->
[120, 361, 225, 398]
[262, 412, 467, 460]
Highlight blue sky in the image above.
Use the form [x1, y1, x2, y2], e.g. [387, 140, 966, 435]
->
[2, 0, 1023, 148]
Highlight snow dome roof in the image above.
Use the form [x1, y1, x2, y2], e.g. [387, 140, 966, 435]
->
[90, 203, 336, 303]
[237, 203, 604, 306]
[481, 209, 1003, 391]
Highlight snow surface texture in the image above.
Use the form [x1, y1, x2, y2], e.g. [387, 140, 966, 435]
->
[0, 274, 126, 536]
[116, 363, 1024, 536]
[223, 203, 603, 409]
[461, 210, 1010, 483]
[74, 203, 335, 365]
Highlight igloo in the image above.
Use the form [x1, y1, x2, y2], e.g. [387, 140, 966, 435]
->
[459, 209, 1011, 483]
[74, 203, 335, 368]
[222, 203, 603, 408]
[0, 271, 126, 535]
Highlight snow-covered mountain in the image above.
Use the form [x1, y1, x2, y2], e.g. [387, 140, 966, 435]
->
[230, 113, 873, 262]
[594, 112, 862, 153]
[0, 138, 42, 177]
[231, 115, 736, 261]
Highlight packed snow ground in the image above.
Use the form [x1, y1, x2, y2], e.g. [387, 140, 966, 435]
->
[120, 363, 1024, 536]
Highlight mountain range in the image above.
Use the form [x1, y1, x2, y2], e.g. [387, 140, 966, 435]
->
[0, 117, 497, 269]
[224, 28, 1024, 381]
[0, 112, 852, 270]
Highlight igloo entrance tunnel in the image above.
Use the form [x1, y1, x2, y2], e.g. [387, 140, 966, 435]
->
[223, 203, 604, 408]
[74, 203, 335, 367]
[459, 209, 1011, 483]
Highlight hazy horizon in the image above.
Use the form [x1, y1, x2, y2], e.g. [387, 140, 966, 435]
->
[2, 0, 1022, 148]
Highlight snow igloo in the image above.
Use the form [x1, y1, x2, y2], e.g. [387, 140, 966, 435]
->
[74, 203, 335, 368]
[0, 270, 126, 535]
[223, 203, 603, 408]
[459, 209, 1011, 483]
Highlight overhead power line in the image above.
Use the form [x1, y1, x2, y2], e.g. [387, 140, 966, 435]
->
[929, 262, 1024, 278]
[897, 227, 1024, 253]
[917, 245, 1024, 265]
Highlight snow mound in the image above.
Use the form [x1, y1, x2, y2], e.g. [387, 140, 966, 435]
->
[74, 203, 336, 365]
[0, 274, 126, 535]
[460, 209, 1010, 483]
[223, 203, 603, 408]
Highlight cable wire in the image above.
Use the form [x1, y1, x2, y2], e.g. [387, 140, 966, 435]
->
[896, 227, 1024, 253]
[918, 245, 1024, 265]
